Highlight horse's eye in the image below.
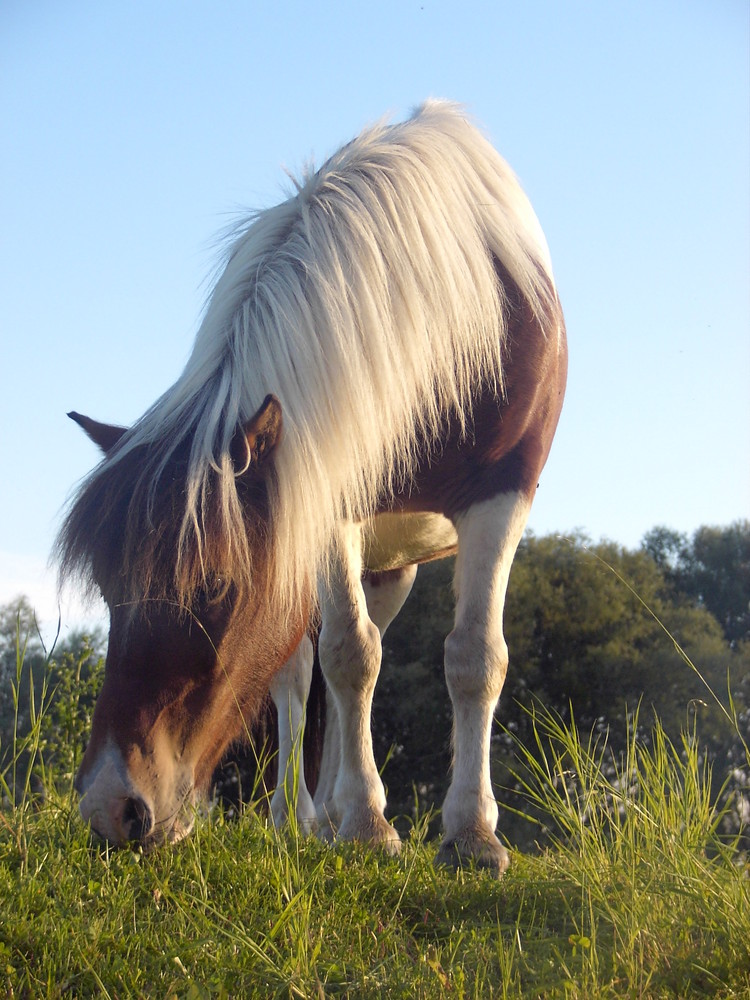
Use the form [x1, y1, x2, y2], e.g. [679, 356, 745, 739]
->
[192, 578, 232, 617]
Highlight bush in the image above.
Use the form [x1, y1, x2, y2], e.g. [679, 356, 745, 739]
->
[40, 639, 105, 786]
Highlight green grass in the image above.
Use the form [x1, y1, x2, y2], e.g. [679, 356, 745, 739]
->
[1, 787, 748, 998]
[1, 644, 749, 997]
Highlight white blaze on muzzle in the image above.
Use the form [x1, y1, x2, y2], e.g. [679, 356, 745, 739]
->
[76, 737, 195, 847]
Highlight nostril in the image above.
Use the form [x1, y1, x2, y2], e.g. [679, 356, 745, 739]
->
[122, 796, 153, 842]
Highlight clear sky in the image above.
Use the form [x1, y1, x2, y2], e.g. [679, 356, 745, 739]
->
[1, 0, 748, 642]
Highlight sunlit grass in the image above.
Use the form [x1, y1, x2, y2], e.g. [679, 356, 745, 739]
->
[1, 617, 748, 997]
[502, 704, 749, 997]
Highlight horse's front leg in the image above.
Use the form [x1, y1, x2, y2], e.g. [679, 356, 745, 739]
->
[268, 633, 317, 833]
[314, 564, 418, 835]
[436, 491, 531, 876]
[316, 526, 405, 854]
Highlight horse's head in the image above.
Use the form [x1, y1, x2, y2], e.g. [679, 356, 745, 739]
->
[65, 398, 307, 848]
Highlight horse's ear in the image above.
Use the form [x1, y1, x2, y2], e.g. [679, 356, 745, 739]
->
[232, 394, 283, 472]
[68, 411, 128, 454]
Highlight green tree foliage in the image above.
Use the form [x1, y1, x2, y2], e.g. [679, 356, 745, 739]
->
[0, 596, 47, 757]
[643, 520, 750, 647]
[0, 596, 105, 774]
[38, 637, 105, 783]
[503, 533, 738, 744]
[0, 596, 42, 666]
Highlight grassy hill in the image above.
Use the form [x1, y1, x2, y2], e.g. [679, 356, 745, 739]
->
[2, 679, 748, 998]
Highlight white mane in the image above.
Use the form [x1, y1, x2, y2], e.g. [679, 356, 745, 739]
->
[101, 100, 556, 615]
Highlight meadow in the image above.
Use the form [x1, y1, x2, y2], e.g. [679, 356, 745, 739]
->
[1, 637, 748, 999]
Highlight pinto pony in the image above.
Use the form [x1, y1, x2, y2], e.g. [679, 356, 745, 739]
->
[57, 101, 566, 873]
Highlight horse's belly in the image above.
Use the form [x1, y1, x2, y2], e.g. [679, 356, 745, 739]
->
[363, 512, 457, 572]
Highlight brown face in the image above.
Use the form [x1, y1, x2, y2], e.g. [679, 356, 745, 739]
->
[67, 397, 306, 848]
[74, 579, 306, 848]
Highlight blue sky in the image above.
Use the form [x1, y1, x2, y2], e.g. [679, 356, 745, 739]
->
[1, 0, 748, 640]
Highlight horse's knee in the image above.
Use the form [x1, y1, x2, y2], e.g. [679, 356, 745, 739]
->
[319, 617, 382, 695]
[444, 626, 508, 701]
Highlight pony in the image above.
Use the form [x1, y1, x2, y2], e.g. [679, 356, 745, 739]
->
[57, 100, 567, 874]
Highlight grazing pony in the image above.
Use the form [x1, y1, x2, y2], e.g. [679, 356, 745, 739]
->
[57, 101, 566, 873]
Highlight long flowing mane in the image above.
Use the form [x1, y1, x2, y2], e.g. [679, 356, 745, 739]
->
[57, 100, 557, 617]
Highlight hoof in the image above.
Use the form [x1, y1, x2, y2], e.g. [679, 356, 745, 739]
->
[316, 820, 337, 845]
[270, 803, 318, 836]
[435, 824, 509, 876]
[330, 812, 402, 856]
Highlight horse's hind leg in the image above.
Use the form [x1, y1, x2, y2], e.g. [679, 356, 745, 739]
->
[269, 633, 317, 833]
[436, 491, 531, 876]
[316, 527, 416, 853]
